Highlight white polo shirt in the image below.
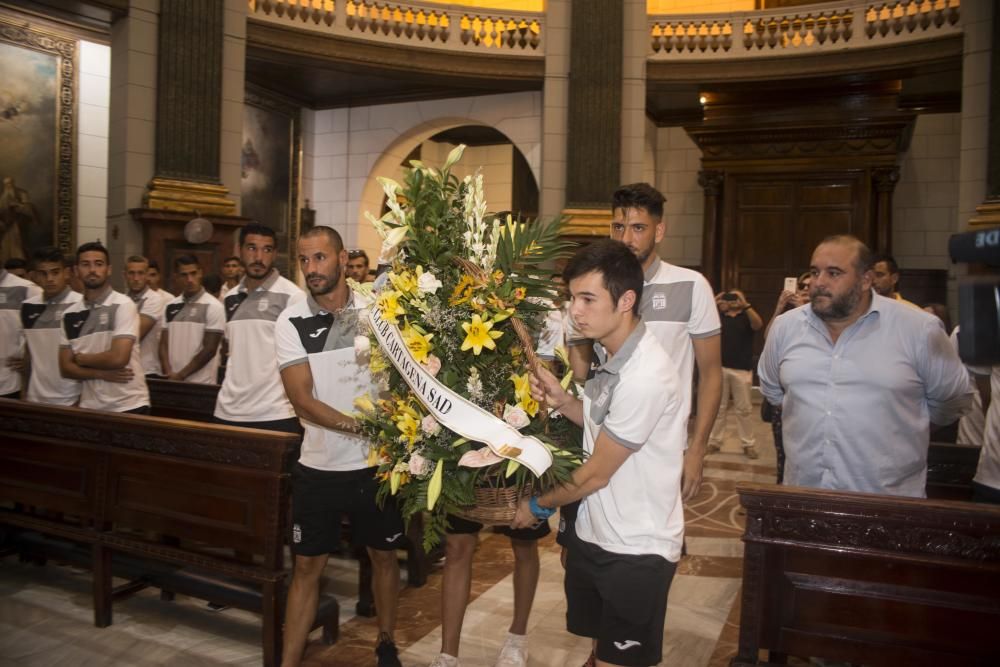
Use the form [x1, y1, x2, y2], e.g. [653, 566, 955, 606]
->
[22, 287, 84, 406]
[973, 367, 1000, 491]
[60, 286, 150, 412]
[275, 293, 375, 471]
[0, 269, 42, 395]
[131, 286, 170, 376]
[162, 288, 225, 385]
[575, 322, 687, 562]
[214, 271, 304, 422]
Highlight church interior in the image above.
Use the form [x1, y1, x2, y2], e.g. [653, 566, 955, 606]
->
[1, 0, 998, 666]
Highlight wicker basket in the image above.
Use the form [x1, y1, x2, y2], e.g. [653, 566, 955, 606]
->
[454, 482, 533, 526]
[450, 257, 548, 524]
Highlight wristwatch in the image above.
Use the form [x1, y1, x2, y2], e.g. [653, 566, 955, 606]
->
[529, 496, 556, 520]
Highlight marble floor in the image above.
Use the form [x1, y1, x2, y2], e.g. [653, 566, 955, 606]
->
[0, 409, 778, 666]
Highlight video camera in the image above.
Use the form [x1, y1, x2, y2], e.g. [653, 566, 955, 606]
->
[948, 226, 1000, 365]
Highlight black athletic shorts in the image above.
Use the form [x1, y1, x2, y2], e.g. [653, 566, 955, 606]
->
[565, 534, 677, 667]
[555, 500, 580, 547]
[446, 513, 551, 541]
[290, 463, 405, 556]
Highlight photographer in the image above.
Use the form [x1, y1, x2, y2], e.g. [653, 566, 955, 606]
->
[708, 289, 762, 459]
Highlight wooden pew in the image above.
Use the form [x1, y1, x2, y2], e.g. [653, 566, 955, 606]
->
[926, 441, 981, 501]
[148, 377, 435, 601]
[0, 398, 337, 667]
[733, 483, 1000, 667]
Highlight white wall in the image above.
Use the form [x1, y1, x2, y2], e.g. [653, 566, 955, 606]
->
[892, 112, 962, 271]
[301, 91, 541, 260]
[654, 126, 704, 267]
[76, 40, 111, 246]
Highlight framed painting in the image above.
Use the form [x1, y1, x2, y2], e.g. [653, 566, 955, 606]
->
[0, 18, 75, 263]
[241, 84, 302, 281]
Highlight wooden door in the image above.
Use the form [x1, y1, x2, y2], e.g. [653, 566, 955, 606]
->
[722, 171, 870, 335]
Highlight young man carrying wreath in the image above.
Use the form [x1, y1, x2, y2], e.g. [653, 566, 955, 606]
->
[513, 239, 687, 667]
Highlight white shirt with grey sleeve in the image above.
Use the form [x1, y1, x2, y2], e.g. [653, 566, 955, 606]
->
[162, 288, 225, 385]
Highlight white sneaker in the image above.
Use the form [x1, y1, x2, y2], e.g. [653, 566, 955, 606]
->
[429, 653, 461, 667]
[495, 636, 528, 667]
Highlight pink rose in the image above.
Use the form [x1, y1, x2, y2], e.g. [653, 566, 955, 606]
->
[422, 354, 442, 377]
[421, 414, 441, 436]
[409, 452, 429, 476]
[503, 404, 530, 429]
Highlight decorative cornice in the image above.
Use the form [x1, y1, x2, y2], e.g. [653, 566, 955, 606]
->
[247, 20, 543, 82]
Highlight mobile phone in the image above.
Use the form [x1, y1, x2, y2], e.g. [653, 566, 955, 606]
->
[784, 277, 798, 293]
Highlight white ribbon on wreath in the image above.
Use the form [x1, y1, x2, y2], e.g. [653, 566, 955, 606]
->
[368, 304, 554, 477]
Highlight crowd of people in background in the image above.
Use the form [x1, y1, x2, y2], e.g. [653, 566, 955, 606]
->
[1, 180, 997, 667]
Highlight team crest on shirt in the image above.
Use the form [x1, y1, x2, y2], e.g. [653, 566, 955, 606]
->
[258, 298, 269, 312]
[99, 312, 109, 326]
[652, 292, 666, 310]
[0, 293, 6, 304]
[595, 387, 610, 407]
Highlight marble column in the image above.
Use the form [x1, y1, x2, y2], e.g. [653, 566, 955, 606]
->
[561, 0, 623, 236]
[620, 0, 647, 185]
[106, 0, 159, 277]
[959, 0, 993, 228]
[540, 0, 570, 220]
[144, 0, 235, 214]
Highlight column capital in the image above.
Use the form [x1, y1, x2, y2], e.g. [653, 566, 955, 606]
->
[698, 169, 725, 197]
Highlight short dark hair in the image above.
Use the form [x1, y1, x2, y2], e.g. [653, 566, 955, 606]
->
[126, 255, 148, 266]
[872, 253, 899, 275]
[562, 239, 643, 316]
[76, 241, 110, 263]
[223, 256, 243, 266]
[299, 224, 344, 252]
[818, 235, 874, 273]
[31, 246, 66, 269]
[612, 183, 666, 220]
[4, 257, 27, 271]
[239, 222, 277, 246]
[148, 259, 161, 271]
[174, 254, 199, 270]
[348, 248, 369, 263]
[202, 274, 223, 295]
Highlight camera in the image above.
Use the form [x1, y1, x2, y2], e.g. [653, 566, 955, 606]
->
[948, 227, 1000, 365]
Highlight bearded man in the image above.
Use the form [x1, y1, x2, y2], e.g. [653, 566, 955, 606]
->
[757, 235, 973, 498]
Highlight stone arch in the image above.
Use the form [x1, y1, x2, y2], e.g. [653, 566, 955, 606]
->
[356, 116, 540, 256]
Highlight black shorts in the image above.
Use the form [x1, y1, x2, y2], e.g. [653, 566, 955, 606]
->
[565, 535, 677, 667]
[290, 463, 405, 556]
[555, 500, 580, 548]
[446, 513, 551, 541]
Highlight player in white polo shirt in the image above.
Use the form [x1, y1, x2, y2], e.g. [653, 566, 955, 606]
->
[1, 255, 42, 399]
[20, 247, 83, 406]
[58, 242, 150, 413]
[214, 223, 304, 433]
[275, 225, 404, 667]
[158, 254, 224, 384]
[125, 255, 170, 377]
[514, 239, 686, 667]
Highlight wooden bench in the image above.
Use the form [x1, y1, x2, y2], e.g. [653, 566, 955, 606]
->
[0, 398, 337, 667]
[926, 441, 981, 501]
[148, 377, 435, 605]
[733, 483, 1000, 667]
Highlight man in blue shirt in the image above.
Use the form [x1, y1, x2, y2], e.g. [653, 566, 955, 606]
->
[758, 235, 973, 497]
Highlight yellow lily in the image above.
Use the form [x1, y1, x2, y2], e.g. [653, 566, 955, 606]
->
[461, 313, 503, 355]
[376, 290, 406, 325]
[401, 324, 434, 363]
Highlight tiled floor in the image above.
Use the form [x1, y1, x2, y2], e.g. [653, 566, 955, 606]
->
[0, 410, 778, 666]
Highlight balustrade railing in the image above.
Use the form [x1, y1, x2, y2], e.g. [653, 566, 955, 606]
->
[650, 0, 960, 59]
[247, 0, 542, 55]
